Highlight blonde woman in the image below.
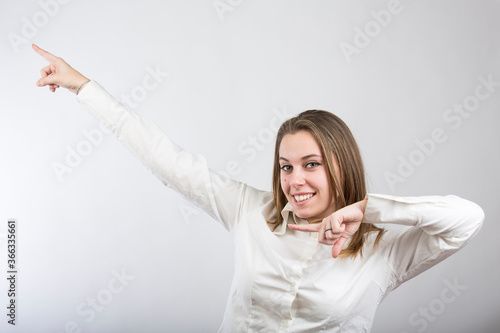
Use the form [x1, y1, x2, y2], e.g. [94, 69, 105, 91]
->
[33, 44, 484, 332]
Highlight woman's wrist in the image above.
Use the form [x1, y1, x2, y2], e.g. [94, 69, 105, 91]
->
[76, 79, 90, 95]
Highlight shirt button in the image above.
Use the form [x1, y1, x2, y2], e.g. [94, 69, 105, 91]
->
[281, 319, 290, 327]
[290, 284, 297, 292]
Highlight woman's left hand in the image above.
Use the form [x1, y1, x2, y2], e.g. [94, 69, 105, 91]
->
[32, 44, 89, 94]
[288, 198, 368, 258]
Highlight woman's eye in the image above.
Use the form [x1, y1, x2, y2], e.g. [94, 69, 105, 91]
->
[280, 165, 292, 171]
[306, 162, 320, 168]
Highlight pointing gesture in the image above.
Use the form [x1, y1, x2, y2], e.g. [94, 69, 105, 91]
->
[32, 44, 89, 94]
[288, 198, 368, 258]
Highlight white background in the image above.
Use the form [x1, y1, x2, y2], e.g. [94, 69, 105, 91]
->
[1, 0, 499, 332]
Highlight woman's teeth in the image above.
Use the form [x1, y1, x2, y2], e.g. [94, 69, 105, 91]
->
[294, 194, 314, 202]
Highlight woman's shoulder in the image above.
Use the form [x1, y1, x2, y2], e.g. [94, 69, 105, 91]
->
[241, 184, 274, 207]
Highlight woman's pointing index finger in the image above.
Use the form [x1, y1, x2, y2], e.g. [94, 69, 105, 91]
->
[288, 224, 321, 232]
[32, 44, 58, 63]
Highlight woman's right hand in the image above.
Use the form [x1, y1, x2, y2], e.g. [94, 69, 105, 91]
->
[288, 198, 368, 258]
[32, 44, 89, 94]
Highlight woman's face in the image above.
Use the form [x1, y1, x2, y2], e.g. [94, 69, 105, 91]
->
[279, 130, 339, 223]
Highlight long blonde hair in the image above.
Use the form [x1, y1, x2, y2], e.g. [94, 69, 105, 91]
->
[270, 110, 384, 259]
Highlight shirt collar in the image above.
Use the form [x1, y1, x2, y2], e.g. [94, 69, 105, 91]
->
[273, 202, 308, 235]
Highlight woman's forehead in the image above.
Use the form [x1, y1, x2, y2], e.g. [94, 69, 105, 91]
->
[279, 131, 322, 158]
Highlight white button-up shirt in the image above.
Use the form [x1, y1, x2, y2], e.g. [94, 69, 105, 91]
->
[77, 81, 484, 332]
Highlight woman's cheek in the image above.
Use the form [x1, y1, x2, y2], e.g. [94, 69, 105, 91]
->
[281, 176, 289, 197]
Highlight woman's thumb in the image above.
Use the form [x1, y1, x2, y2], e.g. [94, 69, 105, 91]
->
[332, 236, 347, 258]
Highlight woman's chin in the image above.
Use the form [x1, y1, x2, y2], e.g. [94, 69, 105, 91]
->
[293, 208, 329, 224]
[293, 208, 313, 220]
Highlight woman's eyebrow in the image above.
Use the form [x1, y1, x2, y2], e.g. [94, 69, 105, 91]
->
[279, 154, 322, 162]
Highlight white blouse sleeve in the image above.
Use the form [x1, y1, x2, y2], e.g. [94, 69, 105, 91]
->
[76, 80, 247, 232]
[362, 193, 484, 289]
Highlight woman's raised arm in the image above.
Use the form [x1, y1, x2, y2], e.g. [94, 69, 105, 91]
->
[33, 45, 254, 232]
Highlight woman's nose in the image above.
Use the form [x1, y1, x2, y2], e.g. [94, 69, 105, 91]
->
[290, 169, 306, 187]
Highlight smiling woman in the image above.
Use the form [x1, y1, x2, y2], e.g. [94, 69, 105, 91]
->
[33, 44, 484, 333]
[272, 110, 385, 259]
